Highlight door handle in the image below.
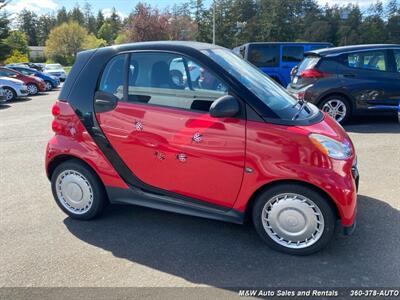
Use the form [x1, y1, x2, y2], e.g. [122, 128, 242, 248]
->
[343, 73, 355, 78]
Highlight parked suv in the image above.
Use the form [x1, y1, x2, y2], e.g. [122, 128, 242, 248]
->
[0, 67, 46, 95]
[233, 42, 332, 86]
[46, 42, 358, 255]
[288, 44, 400, 123]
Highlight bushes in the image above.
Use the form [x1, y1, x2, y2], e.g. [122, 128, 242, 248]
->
[4, 50, 29, 64]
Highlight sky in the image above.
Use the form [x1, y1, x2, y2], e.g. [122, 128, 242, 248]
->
[3, 0, 391, 18]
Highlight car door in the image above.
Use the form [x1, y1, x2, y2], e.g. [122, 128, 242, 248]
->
[281, 45, 304, 87]
[340, 49, 398, 109]
[95, 52, 246, 208]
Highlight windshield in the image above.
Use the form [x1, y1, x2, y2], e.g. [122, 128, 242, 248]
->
[45, 64, 62, 70]
[202, 48, 312, 120]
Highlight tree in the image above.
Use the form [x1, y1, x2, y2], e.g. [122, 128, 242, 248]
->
[168, 15, 198, 40]
[82, 34, 106, 49]
[96, 10, 105, 33]
[17, 9, 39, 46]
[98, 22, 115, 45]
[4, 31, 29, 55]
[45, 22, 87, 65]
[4, 50, 29, 64]
[37, 14, 57, 46]
[56, 7, 69, 25]
[83, 2, 97, 34]
[69, 5, 85, 24]
[0, 11, 11, 62]
[123, 3, 170, 42]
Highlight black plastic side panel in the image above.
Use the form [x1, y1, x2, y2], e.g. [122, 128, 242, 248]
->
[106, 186, 244, 224]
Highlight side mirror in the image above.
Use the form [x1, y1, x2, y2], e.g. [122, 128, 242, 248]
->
[209, 95, 240, 118]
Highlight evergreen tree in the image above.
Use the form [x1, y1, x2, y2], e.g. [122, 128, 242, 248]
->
[17, 9, 39, 46]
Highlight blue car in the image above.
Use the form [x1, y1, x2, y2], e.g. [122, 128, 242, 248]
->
[233, 42, 332, 87]
[6, 65, 60, 91]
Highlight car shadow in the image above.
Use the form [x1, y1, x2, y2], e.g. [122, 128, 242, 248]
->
[344, 116, 399, 134]
[6, 97, 32, 104]
[64, 195, 399, 287]
[0, 104, 10, 110]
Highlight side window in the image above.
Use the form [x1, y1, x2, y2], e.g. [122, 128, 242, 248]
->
[98, 54, 126, 99]
[127, 52, 228, 112]
[347, 51, 387, 72]
[282, 46, 304, 62]
[393, 50, 400, 72]
[248, 45, 279, 67]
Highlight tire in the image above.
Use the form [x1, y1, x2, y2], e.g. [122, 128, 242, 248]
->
[3, 87, 16, 101]
[27, 83, 39, 95]
[44, 81, 53, 91]
[318, 95, 350, 124]
[51, 159, 107, 220]
[252, 183, 336, 255]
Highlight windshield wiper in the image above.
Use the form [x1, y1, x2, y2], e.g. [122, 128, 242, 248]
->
[292, 98, 310, 120]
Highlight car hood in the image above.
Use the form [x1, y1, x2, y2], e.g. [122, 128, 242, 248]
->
[0, 77, 24, 85]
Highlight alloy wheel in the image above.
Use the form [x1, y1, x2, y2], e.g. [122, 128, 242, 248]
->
[4, 88, 14, 101]
[45, 81, 53, 91]
[27, 84, 38, 95]
[321, 99, 347, 122]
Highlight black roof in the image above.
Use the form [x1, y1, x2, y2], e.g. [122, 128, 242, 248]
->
[306, 44, 400, 56]
[98, 41, 222, 54]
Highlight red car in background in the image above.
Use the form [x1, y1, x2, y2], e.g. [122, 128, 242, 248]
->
[0, 67, 46, 95]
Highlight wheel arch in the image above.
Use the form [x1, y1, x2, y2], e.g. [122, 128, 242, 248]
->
[316, 91, 354, 113]
[47, 154, 101, 184]
[2, 86, 17, 98]
[244, 179, 340, 222]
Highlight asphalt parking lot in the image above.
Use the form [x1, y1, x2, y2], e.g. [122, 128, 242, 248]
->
[0, 90, 399, 290]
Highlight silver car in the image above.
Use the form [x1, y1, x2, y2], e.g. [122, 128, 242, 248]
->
[0, 77, 29, 101]
[43, 64, 67, 81]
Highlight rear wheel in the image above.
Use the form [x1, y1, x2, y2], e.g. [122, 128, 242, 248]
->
[3, 87, 16, 101]
[319, 95, 350, 123]
[252, 184, 336, 255]
[27, 83, 39, 95]
[51, 160, 107, 220]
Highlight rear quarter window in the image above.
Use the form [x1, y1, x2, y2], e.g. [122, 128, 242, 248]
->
[248, 44, 279, 67]
[282, 46, 304, 62]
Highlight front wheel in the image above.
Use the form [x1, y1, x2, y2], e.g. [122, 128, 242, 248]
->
[27, 83, 39, 95]
[51, 160, 107, 220]
[252, 184, 336, 255]
[3, 87, 16, 101]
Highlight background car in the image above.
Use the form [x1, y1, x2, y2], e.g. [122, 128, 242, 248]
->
[43, 64, 67, 81]
[7, 62, 44, 72]
[0, 67, 46, 95]
[0, 77, 29, 101]
[233, 42, 332, 86]
[287, 44, 400, 123]
[0, 86, 5, 103]
[7, 65, 60, 91]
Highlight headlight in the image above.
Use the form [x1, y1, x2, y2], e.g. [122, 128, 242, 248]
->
[309, 133, 352, 159]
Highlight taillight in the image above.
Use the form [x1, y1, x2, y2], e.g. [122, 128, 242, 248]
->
[51, 102, 60, 117]
[51, 101, 62, 134]
[51, 119, 62, 133]
[300, 69, 327, 78]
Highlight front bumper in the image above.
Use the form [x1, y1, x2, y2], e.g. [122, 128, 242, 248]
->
[343, 159, 359, 235]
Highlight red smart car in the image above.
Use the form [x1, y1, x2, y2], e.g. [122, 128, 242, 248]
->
[46, 42, 359, 255]
[0, 67, 46, 95]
